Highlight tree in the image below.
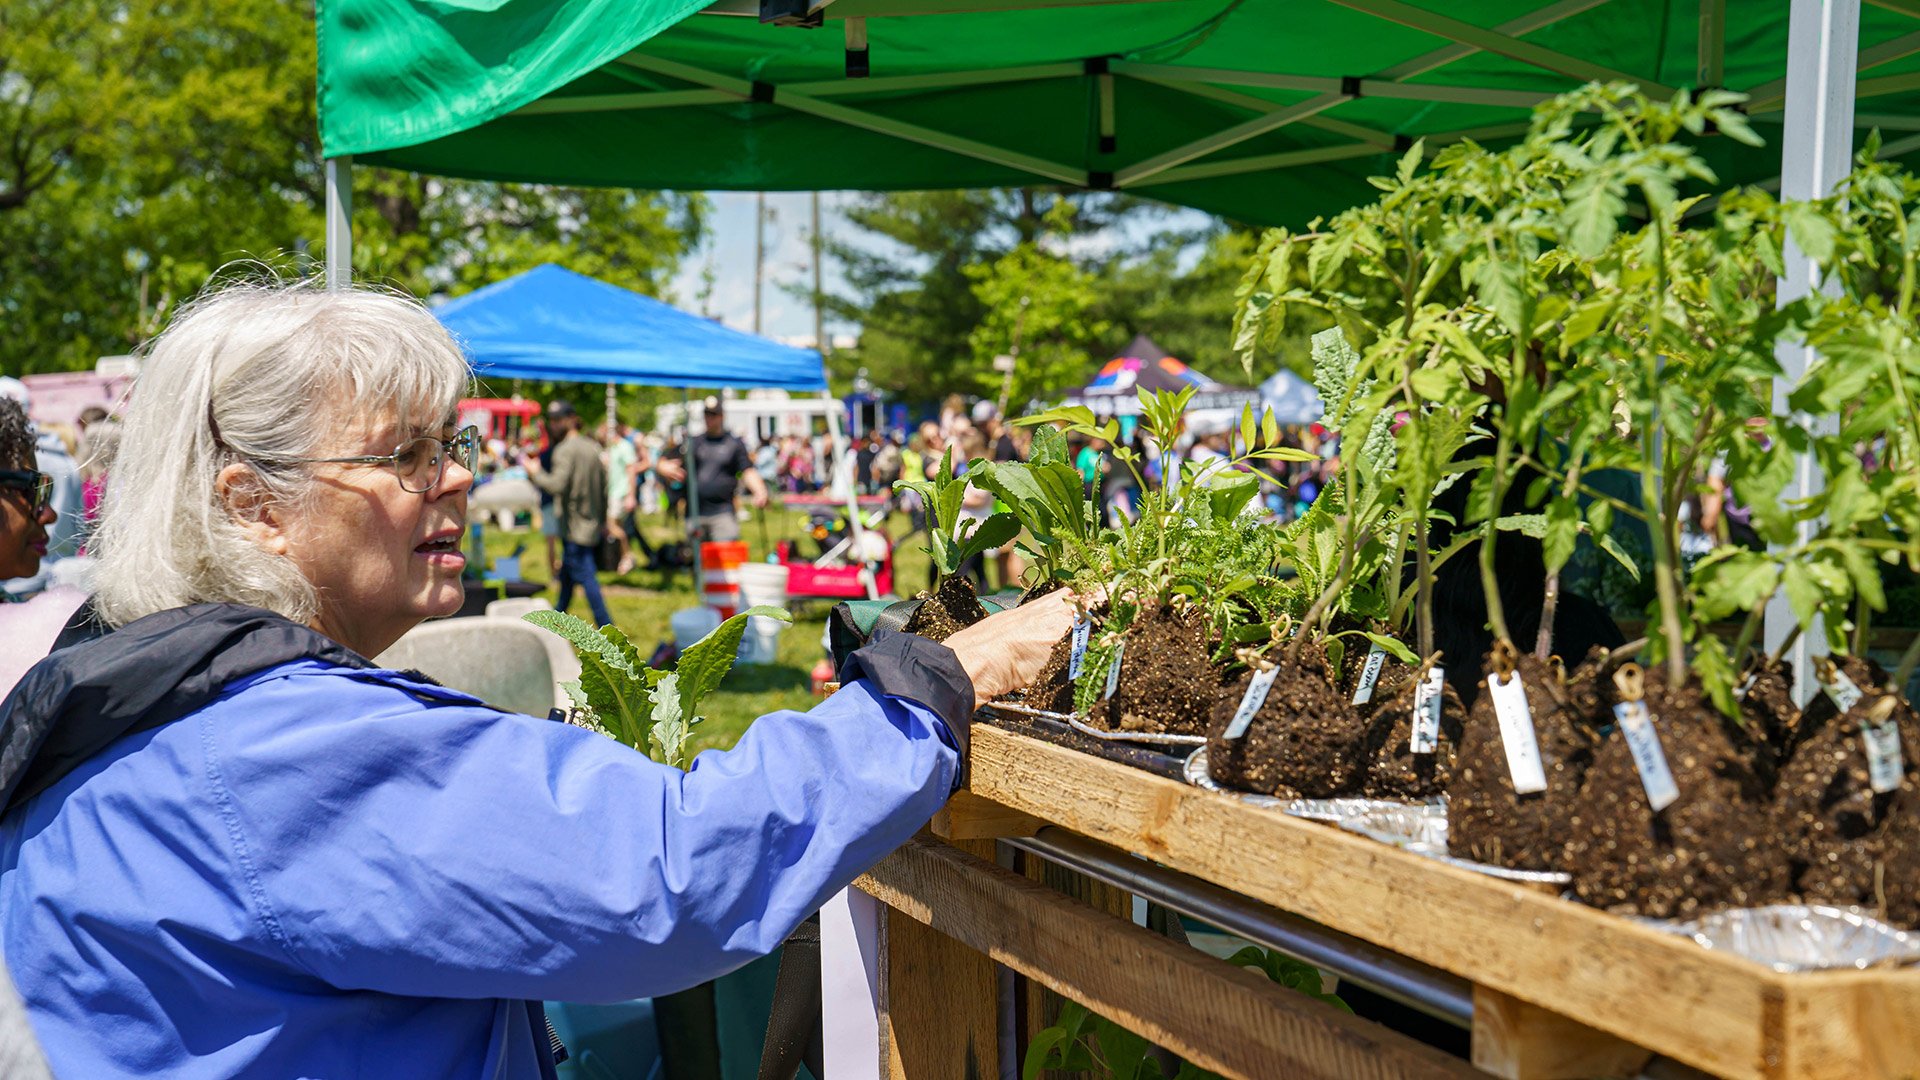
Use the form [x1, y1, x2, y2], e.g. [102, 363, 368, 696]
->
[0, 0, 703, 375]
[964, 204, 1108, 407]
[820, 188, 1178, 400]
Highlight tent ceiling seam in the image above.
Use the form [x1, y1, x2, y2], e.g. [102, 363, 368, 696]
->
[1322, 0, 1678, 96]
[615, 52, 1090, 185]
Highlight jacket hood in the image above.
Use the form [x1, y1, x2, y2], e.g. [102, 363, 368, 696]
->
[0, 603, 369, 817]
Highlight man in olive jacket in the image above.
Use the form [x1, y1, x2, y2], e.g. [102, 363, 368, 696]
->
[526, 400, 612, 626]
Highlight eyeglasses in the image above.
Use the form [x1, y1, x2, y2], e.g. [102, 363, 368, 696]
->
[0, 469, 52, 514]
[296, 426, 480, 493]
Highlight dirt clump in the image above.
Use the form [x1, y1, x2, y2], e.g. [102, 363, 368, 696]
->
[1206, 649, 1368, 798]
[1448, 649, 1603, 872]
[1359, 666, 1465, 799]
[1562, 665, 1790, 918]
[1096, 603, 1218, 736]
[1775, 683, 1920, 908]
[904, 574, 990, 642]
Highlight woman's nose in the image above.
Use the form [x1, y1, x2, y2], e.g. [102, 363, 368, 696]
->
[36, 505, 57, 526]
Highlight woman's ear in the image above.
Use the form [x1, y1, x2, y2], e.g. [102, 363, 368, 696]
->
[216, 462, 291, 555]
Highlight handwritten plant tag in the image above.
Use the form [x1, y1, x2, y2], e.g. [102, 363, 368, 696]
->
[1486, 671, 1548, 795]
[1613, 700, 1680, 812]
[1351, 644, 1389, 705]
[1103, 641, 1125, 700]
[1068, 615, 1091, 680]
[1863, 720, 1904, 794]
[1410, 666, 1445, 754]
[1223, 666, 1280, 740]
[1823, 667, 1866, 714]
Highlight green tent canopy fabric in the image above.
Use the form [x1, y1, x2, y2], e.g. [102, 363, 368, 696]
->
[318, 0, 1920, 227]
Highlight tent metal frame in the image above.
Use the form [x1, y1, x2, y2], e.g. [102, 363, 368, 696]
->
[323, 0, 1880, 690]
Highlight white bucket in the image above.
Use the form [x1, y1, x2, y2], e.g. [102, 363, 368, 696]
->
[732, 562, 789, 666]
[670, 606, 723, 652]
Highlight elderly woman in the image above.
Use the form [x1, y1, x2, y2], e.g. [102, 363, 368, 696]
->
[0, 283, 1072, 1078]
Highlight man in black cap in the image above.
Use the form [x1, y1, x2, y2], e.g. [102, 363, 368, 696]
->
[656, 397, 767, 543]
[524, 399, 613, 626]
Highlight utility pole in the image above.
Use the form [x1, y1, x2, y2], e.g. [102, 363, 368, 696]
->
[812, 191, 826, 356]
[753, 192, 767, 336]
[996, 295, 1031, 418]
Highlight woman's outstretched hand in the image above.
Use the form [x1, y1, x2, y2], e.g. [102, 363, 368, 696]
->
[943, 588, 1083, 703]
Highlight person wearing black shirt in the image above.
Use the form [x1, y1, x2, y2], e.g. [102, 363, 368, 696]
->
[655, 398, 768, 543]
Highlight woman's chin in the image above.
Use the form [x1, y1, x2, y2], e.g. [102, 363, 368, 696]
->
[422, 583, 466, 618]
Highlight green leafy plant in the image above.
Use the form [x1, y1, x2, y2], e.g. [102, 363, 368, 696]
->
[525, 605, 791, 768]
[894, 446, 1021, 581]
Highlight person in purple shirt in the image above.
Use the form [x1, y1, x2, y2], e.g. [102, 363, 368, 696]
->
[0, 281, 1073, 1079]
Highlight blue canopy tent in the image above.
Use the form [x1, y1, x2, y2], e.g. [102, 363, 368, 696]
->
[434, 263, 867, 593]
[434, 263, 826, 390]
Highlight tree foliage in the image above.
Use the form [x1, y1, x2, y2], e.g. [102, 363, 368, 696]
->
[0, 0, 705, 374]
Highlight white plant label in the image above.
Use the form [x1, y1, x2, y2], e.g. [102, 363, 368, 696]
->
[1733, 673, 1757, 702]
[1103, 641, 1125, 700]
[1863, 721, 1904, 795]
[1823, 668, 1866, 714]
[1486, 671, 1548, 795]
[1351, 644, 1388, 705]
[1223, 666, 1280, 740]
[1613, 700, 1680, 813]
[1410, 666, 1445, 754]
[1068, 616, 1090, 680]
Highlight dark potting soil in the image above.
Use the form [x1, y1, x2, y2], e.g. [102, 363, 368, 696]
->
[1359, 671, 1466, 799]
[1206, 650, 1369, 798]
[1740, 659, 1800, 774]
[1562, 666, 1790, 918]
[1447, 650, 1603, 872]
[1018, 577, 1066, 606]
[1095, 604, 1218, 737]
[1774, 680, 1920, 909]
[903, 574, 990, 643]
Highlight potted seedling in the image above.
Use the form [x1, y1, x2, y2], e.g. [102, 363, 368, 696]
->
[892, 447, 1021, 641]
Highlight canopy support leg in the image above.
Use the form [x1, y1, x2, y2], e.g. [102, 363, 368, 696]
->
[1767, 0, 1859, 702]
[686, 390, 703, 600]
[324, 156, 352, 290]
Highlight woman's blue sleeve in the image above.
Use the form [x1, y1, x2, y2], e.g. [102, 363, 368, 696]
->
[214, 669, 961, 1003]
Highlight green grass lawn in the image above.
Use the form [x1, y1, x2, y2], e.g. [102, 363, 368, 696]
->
[481, 504, 939, 756]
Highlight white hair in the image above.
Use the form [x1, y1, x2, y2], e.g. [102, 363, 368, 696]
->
[91, 278, 471, 628]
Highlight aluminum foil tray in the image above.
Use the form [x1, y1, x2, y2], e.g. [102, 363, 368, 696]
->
[990, 700, 1206, 747]
[1645, 905, 1920, 973]
[1184, 748, 1571, 885]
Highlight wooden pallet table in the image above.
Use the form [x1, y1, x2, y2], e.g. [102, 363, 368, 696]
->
[851, 723, 1920, 1080]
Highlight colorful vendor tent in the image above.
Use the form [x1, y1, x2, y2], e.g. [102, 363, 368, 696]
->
[1067, 333, 1253, 417]
[1259, 368, 1326, 427]
[433, 263, 827, 391]
[316, 1, 1920, 231]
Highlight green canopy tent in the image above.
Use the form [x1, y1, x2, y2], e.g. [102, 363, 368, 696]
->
[317, 0, 1920, 235]
[316, 0, 1892, 716]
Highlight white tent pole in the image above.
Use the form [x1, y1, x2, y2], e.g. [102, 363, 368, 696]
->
[324, 156, 353, 290]
[825, 390, 864, 546]
[1767, 0, 1860, 702]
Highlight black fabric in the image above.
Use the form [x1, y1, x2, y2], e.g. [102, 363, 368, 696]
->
[836, 631, 974, 761]
[756, 917, 823, 1080]
[47, 596, 109, 654]
[0, 603, 371, 817]
[665, 432, 754, 516]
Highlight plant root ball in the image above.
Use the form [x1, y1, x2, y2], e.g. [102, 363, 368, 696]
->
[1563, 666, 1790, 919]
[904, 575, 990, 643]
[1206, 649, 1368, 799]
[1775, 679, 1920, 909]
[1360, 670, 1465, 799]
[1095, 603, 1218, 737]
[1448, 650, 1603, 872]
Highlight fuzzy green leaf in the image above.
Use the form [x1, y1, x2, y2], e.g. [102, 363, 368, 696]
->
[676, 605, 793, 725]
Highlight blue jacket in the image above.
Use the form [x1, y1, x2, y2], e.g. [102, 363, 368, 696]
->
[0, 606, 968, 1077]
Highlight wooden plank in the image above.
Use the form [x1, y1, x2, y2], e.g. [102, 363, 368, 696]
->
[930, 791, 1046, 841]
[859, 835, 1480, 1080]
[964, 725, 1920, 1080]
[880, 836, 998, 1079]
[1471, 986, 1652, 1079]
[1772, 969, 1920, 1077]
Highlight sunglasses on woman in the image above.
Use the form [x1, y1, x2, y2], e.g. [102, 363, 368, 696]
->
[0, 469, 52, 514]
